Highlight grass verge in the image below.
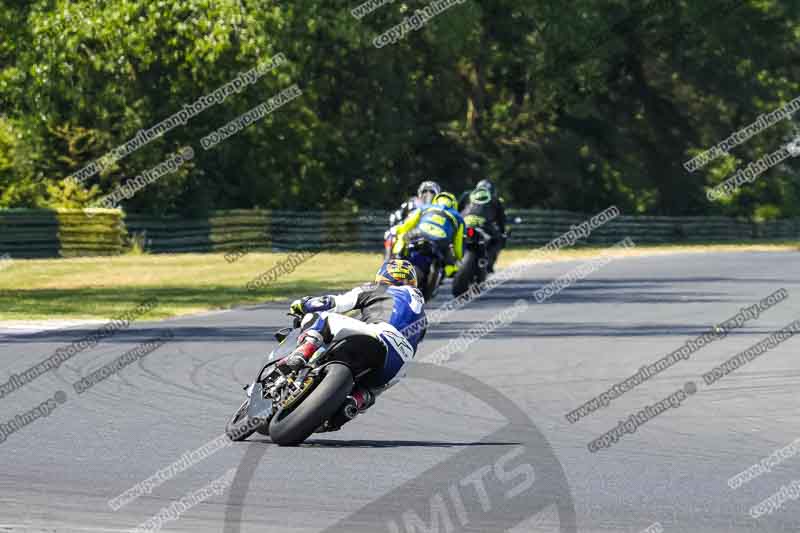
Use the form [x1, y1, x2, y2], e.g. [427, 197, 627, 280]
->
[0, 242, 795, 321]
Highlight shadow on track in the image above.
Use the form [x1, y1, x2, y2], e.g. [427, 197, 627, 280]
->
[236, 438, 521, 448]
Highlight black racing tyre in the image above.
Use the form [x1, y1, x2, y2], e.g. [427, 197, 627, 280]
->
[415, 265, 432, 300]
[476, 249, 489, 283]
[427, 262, 443, 300]
[225, 399, 266, 442]
[452, 250, 478, 297]
[268, 363, 354, 446]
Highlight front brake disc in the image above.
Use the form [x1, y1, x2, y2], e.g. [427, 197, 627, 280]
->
[280, 375, 315, 410]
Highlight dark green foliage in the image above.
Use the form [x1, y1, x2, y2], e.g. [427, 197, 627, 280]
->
[0, 0, 798, 218]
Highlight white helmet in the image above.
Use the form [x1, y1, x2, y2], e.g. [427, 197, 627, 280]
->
[417, 180, 441, 198]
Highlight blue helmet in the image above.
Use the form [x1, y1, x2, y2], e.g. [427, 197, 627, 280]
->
[376, 259, 418, 288]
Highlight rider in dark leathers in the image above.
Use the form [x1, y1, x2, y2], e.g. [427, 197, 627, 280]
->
[458, 179, 507, 272]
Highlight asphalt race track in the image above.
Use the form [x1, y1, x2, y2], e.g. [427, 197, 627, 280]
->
[1, 251, 799, 532]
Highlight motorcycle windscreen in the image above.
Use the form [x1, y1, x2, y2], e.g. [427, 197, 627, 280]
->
[269, 327, 302, 362]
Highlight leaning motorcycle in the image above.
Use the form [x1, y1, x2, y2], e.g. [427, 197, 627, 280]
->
[225, 314, 388, 446]
[452, 214, 492, 297]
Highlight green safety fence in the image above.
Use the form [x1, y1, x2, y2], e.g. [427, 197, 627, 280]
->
[1, 208, 797, 258]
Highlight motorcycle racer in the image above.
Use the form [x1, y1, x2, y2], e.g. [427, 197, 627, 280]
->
[459, 179, 507, 272]
[277, 259, 427, 431]
[384, 181, 442, 259]
[391, 192, 465, 278]
[389, 180, 441, 227]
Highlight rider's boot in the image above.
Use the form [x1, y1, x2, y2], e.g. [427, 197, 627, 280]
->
[278, 330, 324, 372]
[351, 388, 375, 411]
[488, 235, 504, 273]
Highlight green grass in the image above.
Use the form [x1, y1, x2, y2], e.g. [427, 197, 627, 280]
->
[0, 242, 796, 321]
[0, 252, 385, 320]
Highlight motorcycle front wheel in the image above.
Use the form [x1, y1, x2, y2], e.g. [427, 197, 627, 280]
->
[226, 399, 266, 442]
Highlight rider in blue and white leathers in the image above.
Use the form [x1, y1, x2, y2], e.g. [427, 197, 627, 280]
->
[277, 259, 427, 429]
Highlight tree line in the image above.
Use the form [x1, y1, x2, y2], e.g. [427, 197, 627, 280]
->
[0, 0, 798, 220]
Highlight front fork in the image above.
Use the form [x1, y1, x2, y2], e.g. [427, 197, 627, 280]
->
[245, 382, 275, 420]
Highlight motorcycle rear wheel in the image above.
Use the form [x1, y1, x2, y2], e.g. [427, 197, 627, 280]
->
[428, 263, 442, 300]
[268, 363, 354, 446]
[414, 265, 432, 300]
[452, 250, 479, 297]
